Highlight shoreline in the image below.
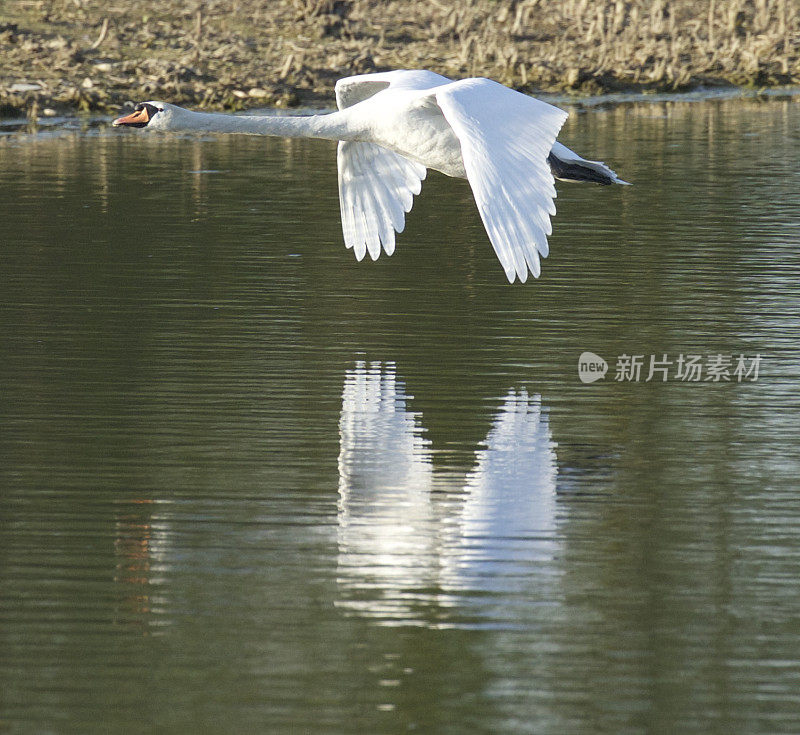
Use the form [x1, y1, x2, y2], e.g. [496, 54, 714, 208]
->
[3, 83, 800, 126]
[2, 0, 798, 119]
[2, 84, 799, 139]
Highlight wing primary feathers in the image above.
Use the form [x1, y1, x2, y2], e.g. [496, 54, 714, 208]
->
[433, 78, 568, 282]
[337, 141, 425, 263]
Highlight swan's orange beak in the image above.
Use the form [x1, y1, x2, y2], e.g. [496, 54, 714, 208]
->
[113, 107, 150, 127]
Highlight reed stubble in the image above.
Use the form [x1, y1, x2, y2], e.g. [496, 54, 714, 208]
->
[1, 0, 797, 117]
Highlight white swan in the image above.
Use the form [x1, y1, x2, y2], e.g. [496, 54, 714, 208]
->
[114, 70, 628, 283]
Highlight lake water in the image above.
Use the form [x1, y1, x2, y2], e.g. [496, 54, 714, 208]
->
[2, 94, 800, 734]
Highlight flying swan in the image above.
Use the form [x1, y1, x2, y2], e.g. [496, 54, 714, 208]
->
[114, 70, 628, 283]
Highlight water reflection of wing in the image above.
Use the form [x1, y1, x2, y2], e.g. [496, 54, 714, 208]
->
[336, 362, 437, 622]
[336, 362, 560, 627]
[442, 389, 558, 596]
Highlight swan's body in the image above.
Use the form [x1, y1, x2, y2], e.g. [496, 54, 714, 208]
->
[114, 70, 628, 283]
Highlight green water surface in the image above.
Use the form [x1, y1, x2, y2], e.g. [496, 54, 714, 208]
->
[2, 95, 800, 734]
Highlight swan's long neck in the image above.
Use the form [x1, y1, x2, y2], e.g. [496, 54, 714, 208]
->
[170, 108, 359, 141]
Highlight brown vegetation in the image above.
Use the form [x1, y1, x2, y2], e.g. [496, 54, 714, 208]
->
[1, 0, 798, 118]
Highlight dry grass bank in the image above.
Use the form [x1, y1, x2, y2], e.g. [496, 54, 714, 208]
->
[1, 0, 798, 117]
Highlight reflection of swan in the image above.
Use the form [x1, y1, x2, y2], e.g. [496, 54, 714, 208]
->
[114, 70, 627, 282]
[336, 362, 559, 627]
[448, 390, 557, 592]
[337, 362, 437, 622]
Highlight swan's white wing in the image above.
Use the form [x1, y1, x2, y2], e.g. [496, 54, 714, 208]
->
[335, 70, 452, 110]
[335, 80, 390, 110]
[337, 141, 427, 261]
[434, 79, 568, 283]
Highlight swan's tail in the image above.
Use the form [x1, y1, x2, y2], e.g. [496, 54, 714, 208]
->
[548, 141, 631, 186]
